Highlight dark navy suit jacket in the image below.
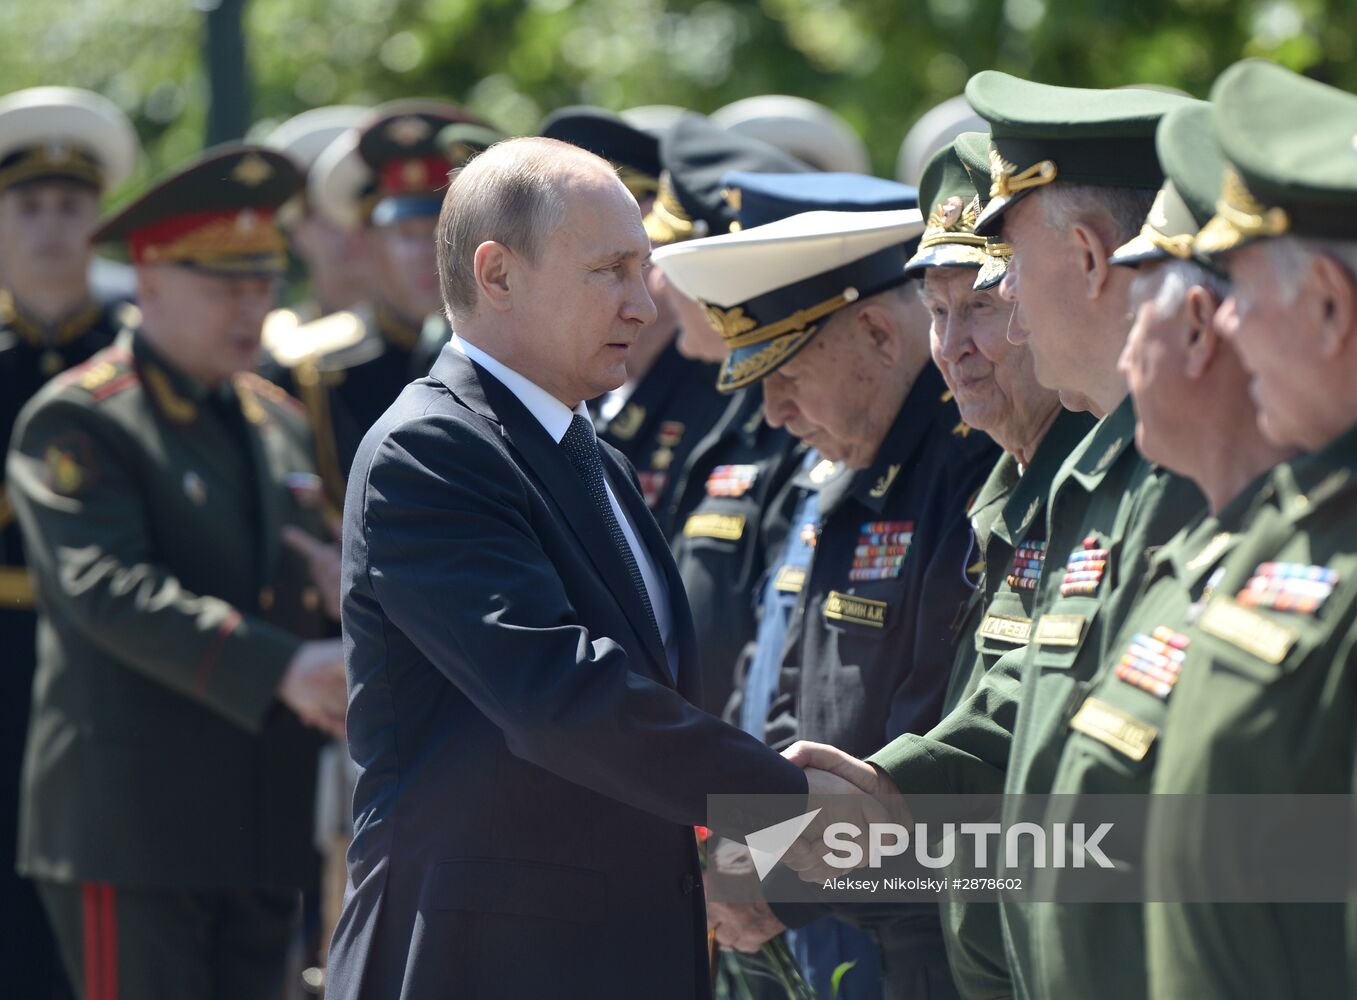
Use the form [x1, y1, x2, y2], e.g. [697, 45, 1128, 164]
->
[325, 346, 809, 999]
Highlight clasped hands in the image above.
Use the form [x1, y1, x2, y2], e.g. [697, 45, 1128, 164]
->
[706, 741, 902, 953]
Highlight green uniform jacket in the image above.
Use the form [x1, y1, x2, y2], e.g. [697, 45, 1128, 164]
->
[8, 331, 331, 891]
[1146, 427, 1357, 1000]
[997, 396, 1204, 1000]
[1025, 474, 1264, 1000]
[932, 408, 1094, 1000]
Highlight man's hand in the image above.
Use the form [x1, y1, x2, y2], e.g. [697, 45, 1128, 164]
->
[278, 639, 348, 739]
[789, 741, 897, 798]
[782, 742, 903, 881]
[705, 840, 785, 953]
[282, 525, 342, 621]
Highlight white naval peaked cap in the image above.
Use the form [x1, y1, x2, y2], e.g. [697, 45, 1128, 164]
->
[653, 206, 924, 307]
[263, 105, 369, 173]
[710, 95, 870, 175]
[0, 86, 140, 191]
[307, 128, 369, 229]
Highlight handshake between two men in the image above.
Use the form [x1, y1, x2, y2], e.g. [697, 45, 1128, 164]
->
[708, 741, 902, 955]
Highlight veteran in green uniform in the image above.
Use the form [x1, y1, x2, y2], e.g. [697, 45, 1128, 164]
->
[0, 85, 141, 1000]
[1024, 99, 1295, 1000]
[783, 75, 1205, 1000]
[7, 145, 349, 1000]
[1143, 60, 1357, 1000]
[908, 131, 1092, 1000]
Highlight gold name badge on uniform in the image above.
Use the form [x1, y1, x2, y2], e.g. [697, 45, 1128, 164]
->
[1197, 595, 1298, 665]
[1033, 613, 1087, 647]
[1069, 696, 1158, 761]
[773, 565, 806, 593]
[979, 612, 1032, 645]
[682, 512, 745, 541]
[823, 591, 887, 628]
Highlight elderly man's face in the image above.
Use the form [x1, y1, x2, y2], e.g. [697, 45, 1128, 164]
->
[139, 265, 280, 385]
[1216, 240, 1340, 451]
[762, 308, 883, 467]
[516, 173, 657, 403]
[998, 193, 1094, 402]
[923, 266, 1054, 454]
[1118, 262, 1198, 471]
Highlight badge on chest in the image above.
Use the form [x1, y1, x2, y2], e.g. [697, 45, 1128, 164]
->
[849, 520, 913, 582]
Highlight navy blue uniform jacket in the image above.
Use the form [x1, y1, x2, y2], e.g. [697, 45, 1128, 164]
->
[325, 346, 809, 999]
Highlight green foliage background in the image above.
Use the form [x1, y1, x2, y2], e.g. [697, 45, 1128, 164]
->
[2, 0, 1353, 202]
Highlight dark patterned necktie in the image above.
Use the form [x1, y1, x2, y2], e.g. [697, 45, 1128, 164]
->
[560, 413, 661, 644]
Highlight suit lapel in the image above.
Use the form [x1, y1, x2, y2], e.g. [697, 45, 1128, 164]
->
[236, 380, 284, 583]
[438, 348, 674, 687]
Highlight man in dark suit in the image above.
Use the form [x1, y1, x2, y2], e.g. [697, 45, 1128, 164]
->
[326, 137, 858, 999]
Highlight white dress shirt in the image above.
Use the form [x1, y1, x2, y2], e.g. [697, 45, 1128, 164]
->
[452, 336, 678, 678]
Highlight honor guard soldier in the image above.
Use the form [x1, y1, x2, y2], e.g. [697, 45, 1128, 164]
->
[665, 170, 916, 719]
[260, 105, 373, 334]
[711, 95, 871, 174]
[0, 85, 140, 1000]
[277, 100, 487, 511]
[660, 203, 999, 998]
[1143, 61, 1357, 1000]
[6, 144, 349, 1000]
[1026, 98, 1294, 1000]
[905, 130, 1092, 999]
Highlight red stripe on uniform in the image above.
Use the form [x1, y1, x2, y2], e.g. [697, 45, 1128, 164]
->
[82, 883, 101, 1000]
[193, 609, 242, 696]
[99, 884, 118, 1000]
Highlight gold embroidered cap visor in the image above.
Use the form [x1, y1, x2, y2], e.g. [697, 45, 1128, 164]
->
[1193, 59, 1357, 260]
[0, 86, 140, 194]
[1112, 103, 1226, 268]
[652, 206, 925, 392]
[91, 144, 302, 277]
[964, 71, 1200, 237]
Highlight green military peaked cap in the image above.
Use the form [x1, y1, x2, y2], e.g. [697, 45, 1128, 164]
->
[953, 131, 1014, 290]
[964, 71, 1200, 236]
[1111, 102, 1226, 267]
[906, 132, 991, 274]
[1195, 59, 1357, 259]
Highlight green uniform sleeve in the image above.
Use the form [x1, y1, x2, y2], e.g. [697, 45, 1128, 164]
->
[7, 396, 301, 732]
[867, 643, 1023, 796]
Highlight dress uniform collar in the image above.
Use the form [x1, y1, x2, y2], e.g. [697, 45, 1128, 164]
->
[1161, 473, 1264, 584]
[0, 289, 103, 351]
[996, 407, 1098, 546]
[1065, 394, 1139, 493]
